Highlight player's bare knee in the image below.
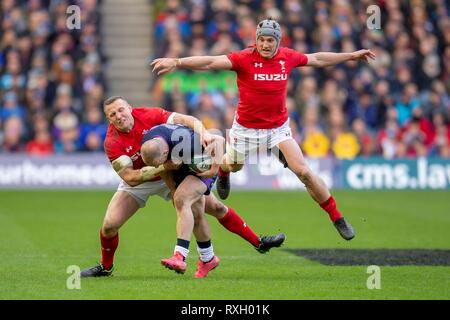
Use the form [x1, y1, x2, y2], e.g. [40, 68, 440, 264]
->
[173, 192, 195, 212]
[229, 163, 244, 172]
[212, 203, 227, 218]
[205, 200, 227, 218]
[173, 195, 187, 211]
[101, 224, 119, 238]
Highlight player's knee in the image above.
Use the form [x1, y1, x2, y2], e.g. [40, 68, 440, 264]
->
[205, 201, 227, 218]
[101, 223, 119, 238]
[173, 196, 185, 211]
[228, 163, 244, 172]
[173, 193, 191, 211]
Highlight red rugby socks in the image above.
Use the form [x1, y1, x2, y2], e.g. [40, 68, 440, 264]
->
[320, 196, 343, 222]
[218, 207, 260, 247]
[218, 167, 230, 177]
[100, 230, 118, 270]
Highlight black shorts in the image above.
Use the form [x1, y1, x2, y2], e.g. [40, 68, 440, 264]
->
[172, 165, 217, 195]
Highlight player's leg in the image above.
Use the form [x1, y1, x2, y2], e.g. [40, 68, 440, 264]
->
[191, 196, 220, 278]
[173, 176, 206, 241]
[216, 121, 255, 199]
[102, 191, 140, 237]
[277, 139, 355, 240]
[81, 180, 162, 277]
[220, 153, 245, 173]
[217, 151, 244, 200]
[192, 197, 209, 240]
[204, 193, 285, 252]
[161, 176, 207, 273]
[81, 191, 140, 277]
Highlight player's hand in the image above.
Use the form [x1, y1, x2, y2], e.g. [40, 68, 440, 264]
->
[201, 131, 214, 148]
[203, 135, 225, 161]
[151, 58, 178, 75]
[163, 159, 182, 170]
[350, 49, 376, 63]
[197, 162, 219, 178]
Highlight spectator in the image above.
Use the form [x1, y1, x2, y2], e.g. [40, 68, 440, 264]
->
[0, 91, 27, 123]
[352, 118, 375, 157]
[395, 83, 420, 127]
[52, 110, 81, 153]
[398, 117, 428, 158]
[377, 118, 401, 159]
[430, 113, 450, 158]
[301, 106, 330, 158]
[79, 107, 107, 152]
[193, 93, 223, 130]
[26, 129, 54, 156]
[332, 132, 360, 160]
[0, 0, 105, 154]
[355, 91, 378, 130]
[2, 116, 24, 152]
[2, 1, 449, 159]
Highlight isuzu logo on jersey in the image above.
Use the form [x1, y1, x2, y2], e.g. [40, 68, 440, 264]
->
[254, 73, 288, 81]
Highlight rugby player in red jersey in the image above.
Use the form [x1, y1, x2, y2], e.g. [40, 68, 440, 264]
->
[80, 96, 285, 277]
[151, 18, 376, 240]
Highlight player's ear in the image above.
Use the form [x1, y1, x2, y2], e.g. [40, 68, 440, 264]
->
[141, 141, 151, 165]
[162, 145, 170, 162]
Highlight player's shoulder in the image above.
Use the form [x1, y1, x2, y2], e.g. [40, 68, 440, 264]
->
[104, 124, 123, 155]
[133, 106, 172, 123]
[105, 124, 121, 143]
[230, 45, 257, 58]
[132, 106, 165, 116]
[278, 46, 299, 56]
[105, 123, 118, 139]
[277, 47, 307, 63]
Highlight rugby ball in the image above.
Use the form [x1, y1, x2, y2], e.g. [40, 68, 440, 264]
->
[188, 154, 212, 173]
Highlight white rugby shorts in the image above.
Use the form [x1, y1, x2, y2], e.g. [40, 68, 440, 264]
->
[117, 179, 171, 208]
[227, 118, 293, 163]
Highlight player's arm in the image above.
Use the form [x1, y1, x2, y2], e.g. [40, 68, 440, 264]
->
[111, 155, 166, 187]
[167, 112, 214, 147]
[159, 170, 177, 198]
[197, 134, 225, 178]
[151, 55, 232, 75]
[305, 49, 376, 68]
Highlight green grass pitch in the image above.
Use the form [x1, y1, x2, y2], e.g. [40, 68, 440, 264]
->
[0, 190, 449, 300]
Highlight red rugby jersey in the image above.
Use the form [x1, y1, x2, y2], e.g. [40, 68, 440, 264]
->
[104, 107, 172, 171]
[227, 46, 308, 129]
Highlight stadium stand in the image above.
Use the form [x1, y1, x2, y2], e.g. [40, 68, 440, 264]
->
[0, 0, 106, 154]
[0, 0, 449, 159]
[151, 0, 450, 159]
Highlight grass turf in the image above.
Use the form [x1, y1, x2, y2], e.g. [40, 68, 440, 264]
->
[0, 190, 449, 300]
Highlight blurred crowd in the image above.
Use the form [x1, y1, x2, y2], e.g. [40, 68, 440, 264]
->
[152, 0, 450, 159]
[0, 0, 107, 155]
[1, 0, 449, 160]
